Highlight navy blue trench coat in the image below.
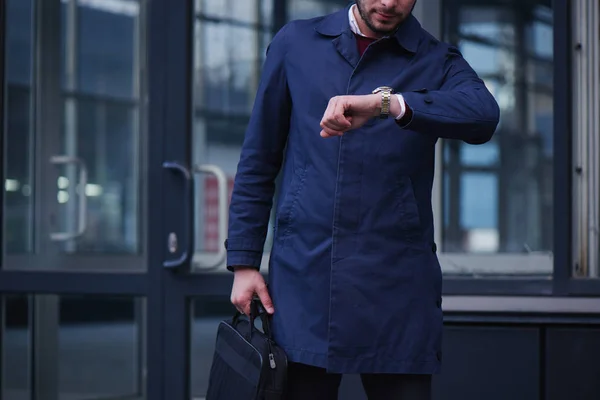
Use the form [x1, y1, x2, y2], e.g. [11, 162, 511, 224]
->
[226, 6, 500, 374]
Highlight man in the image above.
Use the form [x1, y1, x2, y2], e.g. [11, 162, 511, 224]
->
[227, 0, 499, 398]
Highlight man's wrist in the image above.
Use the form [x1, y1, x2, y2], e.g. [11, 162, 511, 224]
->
[367, 92, 405, 119]
[367, 93, 382, 117]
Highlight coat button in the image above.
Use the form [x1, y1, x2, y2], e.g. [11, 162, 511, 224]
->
[431, 243, 437, 253]
[424, 95, 433, 104]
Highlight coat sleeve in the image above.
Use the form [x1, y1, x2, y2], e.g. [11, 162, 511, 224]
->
[225, 24, 292, 271]
[399, 46, 500, 145]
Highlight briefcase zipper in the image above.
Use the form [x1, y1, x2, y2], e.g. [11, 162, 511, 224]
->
[267, 339, 276, 369]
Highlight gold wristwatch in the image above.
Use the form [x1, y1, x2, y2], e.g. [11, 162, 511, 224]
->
[372, 86, 394, 119]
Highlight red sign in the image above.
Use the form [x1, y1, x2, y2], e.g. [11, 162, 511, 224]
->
[203, 176, 234, 252]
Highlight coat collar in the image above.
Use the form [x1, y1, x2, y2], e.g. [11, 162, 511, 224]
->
[315, 3, 421, 54]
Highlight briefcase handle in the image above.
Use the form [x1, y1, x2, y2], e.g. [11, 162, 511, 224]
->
[251, 297, 274, 338]
[232, 297, 274, 341]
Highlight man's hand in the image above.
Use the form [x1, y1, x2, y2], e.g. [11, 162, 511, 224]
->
[230, 267, 275, 315]
[320, 94, 380, 138]
[320, 93, 405, 137]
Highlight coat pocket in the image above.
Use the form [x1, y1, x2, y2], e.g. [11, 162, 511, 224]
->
[276, 165, 308, 240]
[395, 176, 422, 234]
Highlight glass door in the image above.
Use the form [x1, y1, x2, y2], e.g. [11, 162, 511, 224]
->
[4, 0, 145, 274]
[1, 0, 186, 399]
[191, 0, 275, 272]
[163, 1, 354, 399]
[160, 1, 278, 399]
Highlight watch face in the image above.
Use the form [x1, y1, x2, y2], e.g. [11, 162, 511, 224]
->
[372, 86, 393, 94]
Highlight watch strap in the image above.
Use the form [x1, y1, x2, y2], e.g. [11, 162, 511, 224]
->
[372, 86, 394, 119]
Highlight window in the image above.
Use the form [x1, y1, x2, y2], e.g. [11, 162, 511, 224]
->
[59, 0, 143, 254]
[191, 0, 275, 270]
[438, 0, 554, 276]
[5, 0, 144, 255]
[288, 0, 348, 20]
[191, 0, 569, 284]
[191, 0, 351, 272]
[5, 0, 34, 254]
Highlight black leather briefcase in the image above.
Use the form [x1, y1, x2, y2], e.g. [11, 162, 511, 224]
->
[206, 299, 288, 400]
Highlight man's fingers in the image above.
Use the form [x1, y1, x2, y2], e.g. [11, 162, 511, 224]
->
[230, 269, 272, 316]
[320, 107, 351, 130]
[333, 99, 351, 127]
[256, 284, 275, 314]
[320, 126, 342, 138]
[320, 97, 351, 132]
[231, 290, 251, 314]
[320, 115, 349, 137]
[322, 119, 350, 131]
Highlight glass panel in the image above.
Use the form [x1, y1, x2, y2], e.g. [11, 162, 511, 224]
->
[191, 1, 355, 271]
[457, 40, 513, 76]
[57, 296, 145, 400]
[288, 0, 348, 20]
[190, 298, 236, 399]
[197, 21, 262, 114]
[56, 0, 143, 254]
[192, 1, 274, 272]
[460, 141, 499, 166]
[458, 7, 516, 45]
[2, 295, 32, 400]
[74, 1, 139, 98]
[4, 0, 35, 254]
[2, 295, 145, 400]
[4, 0, 145, 264]
[57, 98, 140, 253]
[201, 0, 272, 26]
[442, 0, 554, 261]
[459, 173, 499, 252]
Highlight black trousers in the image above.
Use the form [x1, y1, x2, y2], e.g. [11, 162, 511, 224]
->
[284, 362, 432, 400]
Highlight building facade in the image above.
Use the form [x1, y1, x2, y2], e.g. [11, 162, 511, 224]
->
[1, 0, 599, 399]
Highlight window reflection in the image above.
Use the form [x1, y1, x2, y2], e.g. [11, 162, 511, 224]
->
[58, 0, 142, 254]
[58, 100, 139, 252]
[4, 0, 34, 254]
[2, 295, 31, 400]
[2, 295, 144, 399]
[199, 22, 262, 113]
[74, 2, 138, 98]
[192, 0, 274, 266]
[191, 0, 353, 269]
[460, 173, 499, 252]
[288, 0, 348, 20]
[4, 0, 144, 259]
[442, 0, 553, 254]
[457, 7, 516, 46]
[200, 0, 273, 26]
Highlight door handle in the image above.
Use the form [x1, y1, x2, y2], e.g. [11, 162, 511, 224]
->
[162, 161, 193, 269]
[194, 164, 228, 270]
[49, 155, 88, 241]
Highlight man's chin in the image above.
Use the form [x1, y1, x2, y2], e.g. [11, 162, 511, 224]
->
[368, 22, 397, 36]
[367, 16, 402, 34]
